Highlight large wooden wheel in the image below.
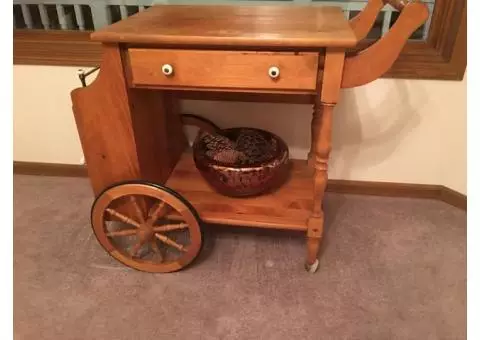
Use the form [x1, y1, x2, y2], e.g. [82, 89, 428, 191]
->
[91, 181, 203, 273]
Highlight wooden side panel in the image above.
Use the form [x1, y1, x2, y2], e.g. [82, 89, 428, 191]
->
[71, 44, 186, 196]
[71, 44, 138, 195]
[128, 89, 187, 185]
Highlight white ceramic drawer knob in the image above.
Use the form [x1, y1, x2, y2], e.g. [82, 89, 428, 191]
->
[162, 64, 174, 76]
[268, 66, 280, 79]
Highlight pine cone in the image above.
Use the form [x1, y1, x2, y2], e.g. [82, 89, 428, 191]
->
[235, 129, 274, 164]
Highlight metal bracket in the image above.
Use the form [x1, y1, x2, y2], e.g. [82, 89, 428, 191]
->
[77, 67, 100, 87]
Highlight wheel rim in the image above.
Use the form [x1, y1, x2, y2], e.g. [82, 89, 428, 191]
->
[91, 182, 202, 273]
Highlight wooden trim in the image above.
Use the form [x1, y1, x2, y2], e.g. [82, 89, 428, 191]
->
[327, 179, 467, 211]
[13, 30, 101, 67]
[13, 161, 88, 177]
[327, 179, 440, 199]
[327, 180, 467, 210]
[13, 161, 466, 211]
[383, 0, 467, 80]
[13, 0, 466, 80]
[438, 186, 468, 211]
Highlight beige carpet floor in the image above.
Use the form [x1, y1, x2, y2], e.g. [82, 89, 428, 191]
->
[13, 174, 466, 340]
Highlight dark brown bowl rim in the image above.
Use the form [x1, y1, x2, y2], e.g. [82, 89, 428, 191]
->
[193, 127, 289, 169]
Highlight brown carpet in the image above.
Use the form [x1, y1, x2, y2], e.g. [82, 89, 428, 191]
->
[13, 175, 466, 340]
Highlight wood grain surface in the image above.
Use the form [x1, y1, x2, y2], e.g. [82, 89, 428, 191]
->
[165, 153, 314, 231]
[91, 5, 358, 48]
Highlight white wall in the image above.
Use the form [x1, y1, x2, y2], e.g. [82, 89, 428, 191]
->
[13, 65, 467, 194]
[13, 65, 85, 165]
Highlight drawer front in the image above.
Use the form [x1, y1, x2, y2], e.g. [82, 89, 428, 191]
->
[127, 49, 319, 91]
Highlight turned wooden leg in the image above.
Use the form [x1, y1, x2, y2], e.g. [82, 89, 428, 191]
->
[305, 103, 334, 272]
[307, 99, 321, 169]
[305, 48, 345, 273]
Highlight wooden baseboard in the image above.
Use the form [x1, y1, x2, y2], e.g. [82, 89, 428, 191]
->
[13, 161, 466, 211]
[327, 179, 467, 211]
[13, 161, 88, 177]
[326, 179, 440, 199]
[438, 186, 468, 211]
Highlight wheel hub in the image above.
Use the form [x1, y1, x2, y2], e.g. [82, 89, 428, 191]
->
[137, 224, 154, 243]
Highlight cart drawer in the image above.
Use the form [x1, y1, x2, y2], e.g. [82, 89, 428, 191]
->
[126, 49, 319, 91]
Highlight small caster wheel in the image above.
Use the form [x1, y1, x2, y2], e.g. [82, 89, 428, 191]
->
[305, 259, 319, 273]
[91, 181, 203, 273]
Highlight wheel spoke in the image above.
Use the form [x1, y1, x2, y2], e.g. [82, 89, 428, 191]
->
[155, 233, 187, 252]
[150, 239, 164, 262]
[130, 240, 144, 257]
[147, 201, 170, 224]
[106, 229, 138, 237]
[106, 208, 140, 228]
[153, 223, 188, 233]
[129, 196, 145, 223]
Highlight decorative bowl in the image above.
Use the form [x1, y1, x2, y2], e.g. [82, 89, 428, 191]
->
[192, 127, 290, 197]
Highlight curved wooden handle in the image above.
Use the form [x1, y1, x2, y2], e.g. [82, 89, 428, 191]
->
[349, 0, 385, 41]
[342, 1, 429, 88]
[349, 0, 413, 41]
[383, 0, 408, 11]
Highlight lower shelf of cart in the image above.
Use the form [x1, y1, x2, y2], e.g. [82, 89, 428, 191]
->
[165, 153, 314, 231]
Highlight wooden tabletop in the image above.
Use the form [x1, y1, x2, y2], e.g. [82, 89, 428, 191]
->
[91, 5, 358, 48]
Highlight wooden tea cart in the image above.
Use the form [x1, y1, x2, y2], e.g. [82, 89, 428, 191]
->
[71, 0, 429, 273]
